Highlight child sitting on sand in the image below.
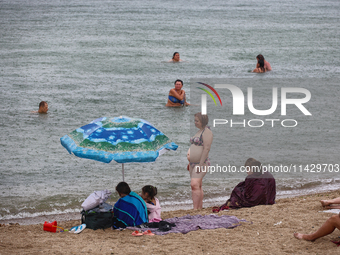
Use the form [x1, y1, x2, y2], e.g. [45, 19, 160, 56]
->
[141, 185, 162, 222]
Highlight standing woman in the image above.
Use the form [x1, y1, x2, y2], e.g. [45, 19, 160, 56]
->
[188, 113, 213, 209]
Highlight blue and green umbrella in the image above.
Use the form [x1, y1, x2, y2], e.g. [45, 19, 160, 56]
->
[60, 116, 178, 181]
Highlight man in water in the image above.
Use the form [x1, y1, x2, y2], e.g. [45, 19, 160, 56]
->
[33, 101, 48, 113]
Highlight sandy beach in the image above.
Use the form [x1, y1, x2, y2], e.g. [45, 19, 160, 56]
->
[1, 190, 340, 255]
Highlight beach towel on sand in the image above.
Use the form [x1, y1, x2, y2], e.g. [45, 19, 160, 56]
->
[127, 214, 247, 235]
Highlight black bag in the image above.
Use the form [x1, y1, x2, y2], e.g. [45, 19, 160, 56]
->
[81, 203, 114, 230]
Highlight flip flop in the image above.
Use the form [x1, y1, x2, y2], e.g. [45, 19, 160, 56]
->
[212, 205, 229, 213]
[143, 230, 155, 236]
[70, 224, 86, 234]
[331, 239, 340, 246]
[212, 206, 221, 213]
[220, 205, 229, 211]
[131, 230, 143, 236]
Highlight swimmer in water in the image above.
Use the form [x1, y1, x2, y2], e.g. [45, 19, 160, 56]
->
[252, 59, 266, 73]
[255, 54, 272, 71]
[166, 79, 190, 107]
[169, 52, 183, 62]
[31, 101, 48, 113]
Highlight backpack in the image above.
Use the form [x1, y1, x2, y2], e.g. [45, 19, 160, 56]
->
[81, 202, 114, 230]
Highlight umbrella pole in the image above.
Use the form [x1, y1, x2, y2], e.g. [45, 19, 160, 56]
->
[122, 163, 124, 182]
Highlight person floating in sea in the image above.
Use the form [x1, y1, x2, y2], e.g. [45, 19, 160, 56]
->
[169, 52, 183, 62]
[212, 158, 276, 212]
[166, 79, 190, 107]
[252, 58, 266, 73]
[255, 54, 272, 72]
[31, 101, 48, 114]
[294, 197, 340, 242]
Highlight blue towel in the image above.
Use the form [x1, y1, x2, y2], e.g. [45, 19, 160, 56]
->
[114, 191, 148, 227]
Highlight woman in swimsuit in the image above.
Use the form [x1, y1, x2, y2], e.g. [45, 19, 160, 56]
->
[255, 54, 272, 71]
[188, 112, 213, 209]
[169, 52, 182, 62]
[252, 58, 266, 73]
[165, 79, 190, 107]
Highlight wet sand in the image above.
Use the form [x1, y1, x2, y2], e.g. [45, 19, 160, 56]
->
[1, 190, 340, 255]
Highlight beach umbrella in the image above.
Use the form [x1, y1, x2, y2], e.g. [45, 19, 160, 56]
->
[60, 116, 178, 181]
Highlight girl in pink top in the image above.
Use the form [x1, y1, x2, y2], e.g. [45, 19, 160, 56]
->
[141, 185, 162, 222]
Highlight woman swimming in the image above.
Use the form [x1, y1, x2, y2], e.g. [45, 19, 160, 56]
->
[169, 52, 182, 62]
[255, 54, 272, 71]
[253, 58, 265, 73]
[165, 79, 190, 107]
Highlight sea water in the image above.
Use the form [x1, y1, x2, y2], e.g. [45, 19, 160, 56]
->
[0, 0, 339, 223]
